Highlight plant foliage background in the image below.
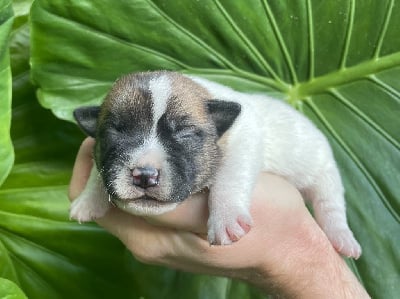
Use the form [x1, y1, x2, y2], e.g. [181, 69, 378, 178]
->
[0, 0, 399, 298]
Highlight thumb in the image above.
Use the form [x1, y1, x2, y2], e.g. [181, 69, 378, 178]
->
[69, 137, 95, 201]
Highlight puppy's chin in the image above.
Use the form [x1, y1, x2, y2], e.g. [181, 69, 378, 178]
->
[113, 196, 179, 216]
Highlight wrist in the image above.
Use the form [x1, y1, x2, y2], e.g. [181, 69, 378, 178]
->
[254, 223, 369, 298]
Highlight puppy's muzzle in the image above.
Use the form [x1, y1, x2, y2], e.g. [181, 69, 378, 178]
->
[132, 167, 160, 189]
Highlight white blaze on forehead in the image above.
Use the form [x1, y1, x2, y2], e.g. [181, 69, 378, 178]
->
[149, 74, 171, 122]
[144, 75, 170, 170]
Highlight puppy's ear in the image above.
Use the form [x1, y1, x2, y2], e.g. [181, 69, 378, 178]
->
[73, 106, 100, 137]
[207, 100, 241, 137]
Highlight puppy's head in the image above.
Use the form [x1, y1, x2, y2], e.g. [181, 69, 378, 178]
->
[74, 71, 240, 215]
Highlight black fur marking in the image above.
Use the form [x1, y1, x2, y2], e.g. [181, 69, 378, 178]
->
[95, 74, 155, 197]
[95, 138, 131, 197]
[157, 113, 207, 201]
[207, 100, 241, 137]
[73, 106, 100, 137]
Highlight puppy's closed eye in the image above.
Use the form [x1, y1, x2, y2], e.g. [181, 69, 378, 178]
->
[173, 126, 205, 141]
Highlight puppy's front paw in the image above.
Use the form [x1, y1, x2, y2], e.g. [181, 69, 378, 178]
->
[207, 209, 253, 245]
[325, 227, 362, 259]
[69, 195, 109, 223]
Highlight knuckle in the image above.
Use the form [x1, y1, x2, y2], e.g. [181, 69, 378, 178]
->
[133, 247, 164, 264]
[125, 236, 169, 264]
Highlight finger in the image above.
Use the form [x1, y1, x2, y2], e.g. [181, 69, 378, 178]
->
[96, 207, 188, 263]
[68, 137, 95, 201]
[96, 208, 153, 240]
[144, 191, 209, 234]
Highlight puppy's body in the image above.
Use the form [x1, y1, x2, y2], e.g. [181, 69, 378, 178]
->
[71, 71, 361, 258]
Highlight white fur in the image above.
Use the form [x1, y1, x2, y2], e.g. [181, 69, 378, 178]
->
[70, 165, 111, 221]
[132, 136, 166, 169]
[189, 76, 361, 258]
[71, 74, 361, 258]
[149, 74, 171, 130]
[113, 197, 179, 216]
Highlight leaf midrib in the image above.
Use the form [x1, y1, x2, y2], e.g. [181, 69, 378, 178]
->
[290, 52, 400, 100]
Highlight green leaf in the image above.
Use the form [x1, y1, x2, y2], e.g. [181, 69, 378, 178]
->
[0, 0, 14, 186]
[1, 1, 266, 298]
[29, 0, 400, 298]
[0, 278, 27, 299]
[2, 2, 138, 297]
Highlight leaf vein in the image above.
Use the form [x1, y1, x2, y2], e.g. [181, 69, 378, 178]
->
[373, 0, 395, 58]
[339, 0, 355, 69]
[306, 0, 314, 80]
[367, 75, 400, 102]
[261, 0, 298, 84]
[144, 0, 230, 69]
[329, 89, 400, 149]
[212, 0, 280, 80]
[306, 99, 400, 224]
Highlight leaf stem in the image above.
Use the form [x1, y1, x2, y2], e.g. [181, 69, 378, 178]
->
[295, 52, 400, 97]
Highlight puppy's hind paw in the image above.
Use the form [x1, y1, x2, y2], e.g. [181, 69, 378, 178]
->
[327, 228, 362, 259]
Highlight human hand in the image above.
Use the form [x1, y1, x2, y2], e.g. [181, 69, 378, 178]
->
[69, 138, 370, 298]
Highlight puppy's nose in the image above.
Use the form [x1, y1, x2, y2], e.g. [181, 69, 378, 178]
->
[132, 167, 160, 189]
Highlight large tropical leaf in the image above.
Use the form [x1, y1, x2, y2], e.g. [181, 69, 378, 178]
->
[29, 0, 400, 298]
[0, 1, 266, 298]
[0, 0, 14, 186]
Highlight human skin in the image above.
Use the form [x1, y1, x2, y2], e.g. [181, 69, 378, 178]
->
[69, 138, 370, 298]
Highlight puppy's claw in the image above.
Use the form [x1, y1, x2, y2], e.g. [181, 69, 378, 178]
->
[226, 218, 252, 242]
[207, 212, 253, 245]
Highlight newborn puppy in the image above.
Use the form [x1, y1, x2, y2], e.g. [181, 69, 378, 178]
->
[70, 71, 361, 259]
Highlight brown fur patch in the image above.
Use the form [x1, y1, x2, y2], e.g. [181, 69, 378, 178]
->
[169, 72, 212, 124]
[100, 72, 153, 120]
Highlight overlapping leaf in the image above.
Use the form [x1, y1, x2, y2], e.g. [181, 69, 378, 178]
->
[0, 0, 14, 186]
[21, 0, 400, 298]
[0, 278, 27, 299]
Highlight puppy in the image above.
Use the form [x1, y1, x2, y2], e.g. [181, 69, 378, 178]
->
[70, 71, 361, 259]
